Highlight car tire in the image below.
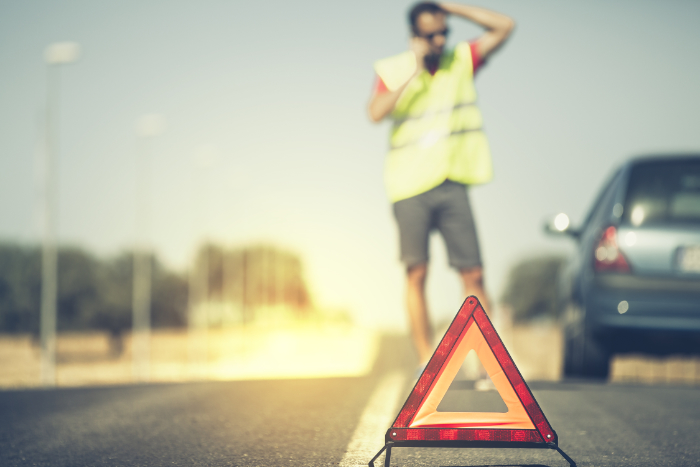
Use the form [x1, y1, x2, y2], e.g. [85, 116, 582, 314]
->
[562, 328, 578, 377]
[580, 333, 611, 379]
[563, 326, 611, 380]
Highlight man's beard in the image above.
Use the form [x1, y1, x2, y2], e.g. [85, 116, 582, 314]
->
[424, 52, 441, 70]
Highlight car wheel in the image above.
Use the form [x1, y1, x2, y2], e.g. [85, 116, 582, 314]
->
[563, 326, 611, 380]
[580, 332, 611, 379]
[562, 328, 578, 378]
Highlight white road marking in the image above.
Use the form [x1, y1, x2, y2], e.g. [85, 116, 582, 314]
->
[340, 370, 406, 467]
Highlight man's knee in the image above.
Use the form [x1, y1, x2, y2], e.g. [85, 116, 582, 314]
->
[407, 263, 428, 285]
[460, 266, 484, 289]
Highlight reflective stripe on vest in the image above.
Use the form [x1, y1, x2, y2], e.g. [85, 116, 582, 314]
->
[390, 127, 482, 151]
[374, 43, 493, 202]
[391, 101, 476, 126]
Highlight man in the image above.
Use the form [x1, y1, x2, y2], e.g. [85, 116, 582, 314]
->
[368, 2, 514, 368]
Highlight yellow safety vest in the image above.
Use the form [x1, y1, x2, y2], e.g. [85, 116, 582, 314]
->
[374, 42, 493, 202]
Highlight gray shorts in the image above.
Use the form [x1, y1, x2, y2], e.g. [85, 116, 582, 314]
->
[393, 180, 482, 270]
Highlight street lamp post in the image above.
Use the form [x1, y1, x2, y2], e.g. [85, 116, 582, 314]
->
[40, 41, 80, 387]
[132, 114, 166, 382]
[188, 145, 218, 377]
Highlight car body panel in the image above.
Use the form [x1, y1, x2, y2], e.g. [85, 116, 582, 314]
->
[618, 226, 700, 276]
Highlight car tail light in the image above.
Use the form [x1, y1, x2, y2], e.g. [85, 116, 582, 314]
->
[594, 226, 630, 273]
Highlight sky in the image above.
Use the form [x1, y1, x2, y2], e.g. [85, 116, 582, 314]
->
[1, 0, 699, 330]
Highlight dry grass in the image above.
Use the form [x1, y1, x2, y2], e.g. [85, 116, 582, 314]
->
[610, 354, 700, 385]
[0, 322, 379, 389]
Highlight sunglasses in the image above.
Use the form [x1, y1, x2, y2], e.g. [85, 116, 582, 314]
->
[418, 28, 450, 41]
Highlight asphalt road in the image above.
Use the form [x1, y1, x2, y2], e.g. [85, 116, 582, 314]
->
[1, 336, 699, 467]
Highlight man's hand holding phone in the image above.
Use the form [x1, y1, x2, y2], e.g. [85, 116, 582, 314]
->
[410, 36, 430, 72]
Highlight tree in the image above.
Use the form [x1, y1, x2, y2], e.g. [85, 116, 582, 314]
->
[501, 255, 566, 323]
[0, 242, 187, 354]
[0, 244, 41, 334]
[190, 243, 312, 323]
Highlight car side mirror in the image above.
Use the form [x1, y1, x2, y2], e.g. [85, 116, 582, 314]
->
[543, 213, 580, 239]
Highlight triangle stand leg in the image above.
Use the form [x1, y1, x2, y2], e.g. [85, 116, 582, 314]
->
[552, 445, 576, 467]
[368, 443, 392, 467]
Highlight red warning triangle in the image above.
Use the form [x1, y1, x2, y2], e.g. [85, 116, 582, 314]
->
[387, 296, 557, 444]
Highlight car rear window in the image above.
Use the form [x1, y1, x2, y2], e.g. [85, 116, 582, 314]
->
[622, 159, 700, 226]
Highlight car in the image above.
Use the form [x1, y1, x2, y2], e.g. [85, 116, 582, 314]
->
[545, 154, 700, 379]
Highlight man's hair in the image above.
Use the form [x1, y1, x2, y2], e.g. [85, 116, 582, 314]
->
[408, 2, 445, 36]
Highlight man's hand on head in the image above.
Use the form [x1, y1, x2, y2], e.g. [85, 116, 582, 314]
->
[437, 3, 514, 59]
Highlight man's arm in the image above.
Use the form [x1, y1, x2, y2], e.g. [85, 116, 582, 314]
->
[368, 77, 411, 123]
[367, 38, 429, 123]
[439, 3, 515, 59]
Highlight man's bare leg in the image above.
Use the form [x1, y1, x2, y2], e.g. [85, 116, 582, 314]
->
[459, 266, 490, 316]
[406, 263, 433, 364]
[459, 266, 494, 388]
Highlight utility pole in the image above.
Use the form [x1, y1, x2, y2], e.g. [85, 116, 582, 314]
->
[40, 41, 80, 387]
[188, 144, 218, 377]
[132, 113, 166, 382]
